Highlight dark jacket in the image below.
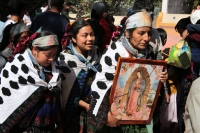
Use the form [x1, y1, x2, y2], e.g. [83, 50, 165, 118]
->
[31, 11, 69, 52]
[186, 24, 200, 64]
[87, 19, 105, 54]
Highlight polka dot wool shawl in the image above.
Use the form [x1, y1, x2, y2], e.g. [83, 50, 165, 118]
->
[90, 37, 154, 116]
[0, 50, 60, 131]
[59, 45, 100, 111]
[90, 39, 130, 116]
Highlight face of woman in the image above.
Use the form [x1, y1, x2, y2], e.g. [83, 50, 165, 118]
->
[18, 31, 30, 44]
[72, 25, 95, 55]
[137, 72, 142, 78]
[126, 26, 152, 50]
[32, 46, 58, 67]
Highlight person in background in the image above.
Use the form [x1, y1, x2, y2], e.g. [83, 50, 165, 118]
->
[76, 6, 85, 20]
[61, 1, 76, 22]
[87, 11, 168, 133]
[59, 19, 100, 133]
[87, 2, 105, 54]
[176, 14, 200, 82]
[41, 4, 49, 12]
[0, 31, 63, 133]
[23, 10, 32, 26]
[4, 0, 26, 27]
[154, 28, 179, 133]
[31, 0, 69, 52]
[174, 17, 198, 133]
[156, 28, 167, 46]
[0, 22, 30, 71]
[99, 11, 116, 51]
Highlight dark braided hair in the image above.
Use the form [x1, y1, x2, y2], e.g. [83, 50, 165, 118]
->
[0, 23, 18, 51]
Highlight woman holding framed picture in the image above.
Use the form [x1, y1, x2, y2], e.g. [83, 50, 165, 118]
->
[87, 11, 168, 133]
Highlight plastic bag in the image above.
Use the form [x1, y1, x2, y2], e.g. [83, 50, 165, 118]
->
[167, 40, 191, 69]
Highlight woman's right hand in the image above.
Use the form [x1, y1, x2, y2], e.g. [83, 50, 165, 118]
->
[105, 111, 119, 127]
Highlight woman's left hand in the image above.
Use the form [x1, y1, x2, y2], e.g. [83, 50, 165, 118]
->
[160, 69, 168, 82]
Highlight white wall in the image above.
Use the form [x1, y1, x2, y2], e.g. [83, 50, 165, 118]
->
[162, 0, 169, 13]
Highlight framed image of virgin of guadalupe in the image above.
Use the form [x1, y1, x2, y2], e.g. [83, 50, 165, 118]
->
[109, 57, 167, 124]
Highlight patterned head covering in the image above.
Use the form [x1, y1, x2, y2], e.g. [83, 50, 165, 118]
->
[10, 22, 29, 36]
[32, 35, 59, 48]
[125, 11, 152, 29]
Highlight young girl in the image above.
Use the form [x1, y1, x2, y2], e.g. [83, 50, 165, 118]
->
[59, 19, 100, 132]
[0, 31, 63, 133]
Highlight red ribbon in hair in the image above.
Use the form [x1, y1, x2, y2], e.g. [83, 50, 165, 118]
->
[61, 24, 70, 49]
[111, 25, 123, 42]
[8, 32, 38, 60]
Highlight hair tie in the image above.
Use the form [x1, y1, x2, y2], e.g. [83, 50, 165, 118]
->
[61, 24, 71, 48]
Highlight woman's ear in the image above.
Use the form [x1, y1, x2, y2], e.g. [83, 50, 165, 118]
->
[72, 37, 76, 43]
[164, 39, 167, 45]
[125, 30, 130, 39]
[32, 46, 37, 56]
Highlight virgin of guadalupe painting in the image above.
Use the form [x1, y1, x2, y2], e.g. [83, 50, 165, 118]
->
[110, 58, 166, 124]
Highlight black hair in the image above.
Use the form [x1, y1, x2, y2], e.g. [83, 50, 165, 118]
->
[24, 10, 29, 14]
[156, 28, 167, 46]
[175, 17, 191, 36]
[28, 31, 58, 51]
[69, 19, 93, 44]
[127, 29, 136, 40]
[0, 23, 19, 51]
[91, 9, 100, 20]
[36, 45, 58, 51]
[7, 0, 26, 16]
[13, 32, 23, 45]
[51, 0, 64, 9]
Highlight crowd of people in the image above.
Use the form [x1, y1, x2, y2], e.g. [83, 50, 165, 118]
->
[0, 0, 200, 133]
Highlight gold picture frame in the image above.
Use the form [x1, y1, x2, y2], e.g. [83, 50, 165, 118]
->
[110, 57, 167, 124]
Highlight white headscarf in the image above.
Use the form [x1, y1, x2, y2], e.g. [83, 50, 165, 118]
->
[125, 11, 152, 29]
